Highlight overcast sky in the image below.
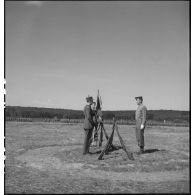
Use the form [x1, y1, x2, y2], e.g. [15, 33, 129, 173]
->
[5, 1, 189, 110]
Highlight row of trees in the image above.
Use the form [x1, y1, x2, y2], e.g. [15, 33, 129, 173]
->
[5, 106, 189, 123]
[5, 106, 83, 119]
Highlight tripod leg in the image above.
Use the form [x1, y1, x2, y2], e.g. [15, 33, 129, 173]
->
[99, 126, 103, 147]
[102, 124, 109, 140]
[98, 121, 115, 160]
[115, 124, 134, 160]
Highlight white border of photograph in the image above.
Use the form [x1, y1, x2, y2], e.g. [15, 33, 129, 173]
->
[1, 0, 4, 194]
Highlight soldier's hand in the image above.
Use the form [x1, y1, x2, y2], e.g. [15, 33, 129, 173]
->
[140, 124, 144, 130]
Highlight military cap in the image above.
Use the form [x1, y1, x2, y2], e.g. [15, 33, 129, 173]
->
[86, 95, 93, 102]
[135, 96, 143, 101]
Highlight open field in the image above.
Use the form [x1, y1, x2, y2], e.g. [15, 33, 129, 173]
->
[5, 122, 190, 193]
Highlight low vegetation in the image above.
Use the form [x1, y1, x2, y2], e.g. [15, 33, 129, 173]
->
[5, 106, 189, 125]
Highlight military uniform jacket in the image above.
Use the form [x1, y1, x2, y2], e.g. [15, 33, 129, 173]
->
[83, 105, 94, 129]
[135, 104, 147, 129]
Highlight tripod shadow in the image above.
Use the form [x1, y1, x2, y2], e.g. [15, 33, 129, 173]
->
[109, 145, 122, 151]
[105, 145, 123, 155]
[89, 145, 122, 155]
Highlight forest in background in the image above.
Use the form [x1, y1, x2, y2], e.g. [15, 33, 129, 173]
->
[5, 106, 189, 124]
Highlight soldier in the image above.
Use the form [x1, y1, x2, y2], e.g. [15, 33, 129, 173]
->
[135, 96, 147, 154]
[83, 96, 94, 155]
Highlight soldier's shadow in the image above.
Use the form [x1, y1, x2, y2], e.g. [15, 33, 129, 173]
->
[142, 148, 166, 154]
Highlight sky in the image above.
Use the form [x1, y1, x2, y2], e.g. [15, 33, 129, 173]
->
[5, 1, 189, 111]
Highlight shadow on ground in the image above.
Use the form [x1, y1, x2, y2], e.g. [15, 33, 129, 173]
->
[143, 148, 166, 153]
[88, 147, 166, 158]
[134, 148, 166, 155]
[89, 145, 123, 155]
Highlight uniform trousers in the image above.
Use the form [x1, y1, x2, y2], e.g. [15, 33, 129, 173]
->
[135, 128, 145, 147]
[83, 128, 93, 154]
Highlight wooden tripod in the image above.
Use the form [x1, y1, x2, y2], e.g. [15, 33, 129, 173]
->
[98, 118, 134, 160]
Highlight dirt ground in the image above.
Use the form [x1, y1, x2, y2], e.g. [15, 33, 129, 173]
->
[5, 122, 190, 193]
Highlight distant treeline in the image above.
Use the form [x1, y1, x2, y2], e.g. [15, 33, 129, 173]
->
[5, 106, 189, 123]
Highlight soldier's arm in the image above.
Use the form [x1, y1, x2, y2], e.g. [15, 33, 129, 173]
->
[86, 106, 94, 125]
[142, 106, 147, 125]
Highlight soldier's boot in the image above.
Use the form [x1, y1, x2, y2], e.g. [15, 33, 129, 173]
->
[140, 146, 144, 154]
[137, 146, 144, 155]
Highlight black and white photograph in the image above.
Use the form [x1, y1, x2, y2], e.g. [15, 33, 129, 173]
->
[4, 0, 190, 194]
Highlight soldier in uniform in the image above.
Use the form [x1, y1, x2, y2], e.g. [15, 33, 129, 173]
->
[83, 96, 94, 155]
[135, 96, 147, 154]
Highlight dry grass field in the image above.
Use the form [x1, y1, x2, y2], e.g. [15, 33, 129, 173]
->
[5, 122, 190, 193]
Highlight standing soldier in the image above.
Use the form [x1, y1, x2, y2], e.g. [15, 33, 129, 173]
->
[83, 96, 94, 155]
[135, 96, 147, 154]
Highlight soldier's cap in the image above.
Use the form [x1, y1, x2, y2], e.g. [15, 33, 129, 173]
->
[86, 95, 93, 102]
[135, 96, 143, 101]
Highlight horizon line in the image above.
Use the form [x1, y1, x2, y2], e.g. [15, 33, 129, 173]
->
[6, 105, 190, 112]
